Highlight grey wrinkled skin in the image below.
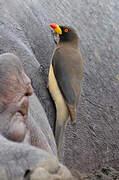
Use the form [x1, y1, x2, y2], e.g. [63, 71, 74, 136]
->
[0, 52, 72, 180]
[0, 0, 119, 174]
[0, 52, 57, 155]
[0, 135, 72, 180]
[28, 94, 57, 155]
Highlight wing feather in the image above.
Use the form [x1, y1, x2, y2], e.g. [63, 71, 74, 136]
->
[52, 47, 83, 121]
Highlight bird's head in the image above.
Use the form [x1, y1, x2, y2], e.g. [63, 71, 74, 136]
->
[50, 23, 79, 45]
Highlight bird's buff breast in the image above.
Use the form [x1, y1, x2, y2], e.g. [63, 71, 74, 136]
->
[48, 64, 69, 125]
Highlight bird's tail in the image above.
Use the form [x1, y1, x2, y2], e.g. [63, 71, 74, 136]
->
[67, 104, 77, 123]
[55, 120, 66, 160]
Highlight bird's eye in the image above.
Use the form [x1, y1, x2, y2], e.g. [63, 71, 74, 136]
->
[64, 28, 69, 32]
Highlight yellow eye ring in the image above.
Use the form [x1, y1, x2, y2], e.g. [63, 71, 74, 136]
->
[64, 28, 69, 32]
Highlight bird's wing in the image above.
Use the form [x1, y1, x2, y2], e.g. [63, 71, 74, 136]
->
[52, 47, 83, 122]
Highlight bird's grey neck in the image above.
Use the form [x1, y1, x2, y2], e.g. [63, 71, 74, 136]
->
[58, 39, 79, 48]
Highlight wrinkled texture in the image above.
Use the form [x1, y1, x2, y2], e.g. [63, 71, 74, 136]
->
[0, 0, 119, 173]
[28, 94, 57, 155]
[0, 53, 32, 142]
[0, 135, 72, 180]
[70, 166, 119, 180]
[0, 53, 57, 155]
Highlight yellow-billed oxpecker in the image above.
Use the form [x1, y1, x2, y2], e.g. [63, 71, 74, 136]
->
[48, 23, 83, 156]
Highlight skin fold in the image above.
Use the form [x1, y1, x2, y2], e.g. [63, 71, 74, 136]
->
[0, 53, 54, 155]
[0, 53, 33, 142]
[0, 53, 73, 180]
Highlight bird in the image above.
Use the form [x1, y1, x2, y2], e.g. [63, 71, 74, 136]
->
[48, 23, 83, 156]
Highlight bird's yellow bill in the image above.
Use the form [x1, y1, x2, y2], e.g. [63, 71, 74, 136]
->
[50, 23, 62, 35]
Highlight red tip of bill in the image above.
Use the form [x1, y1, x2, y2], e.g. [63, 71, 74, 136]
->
[50, 23, 57, 29]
